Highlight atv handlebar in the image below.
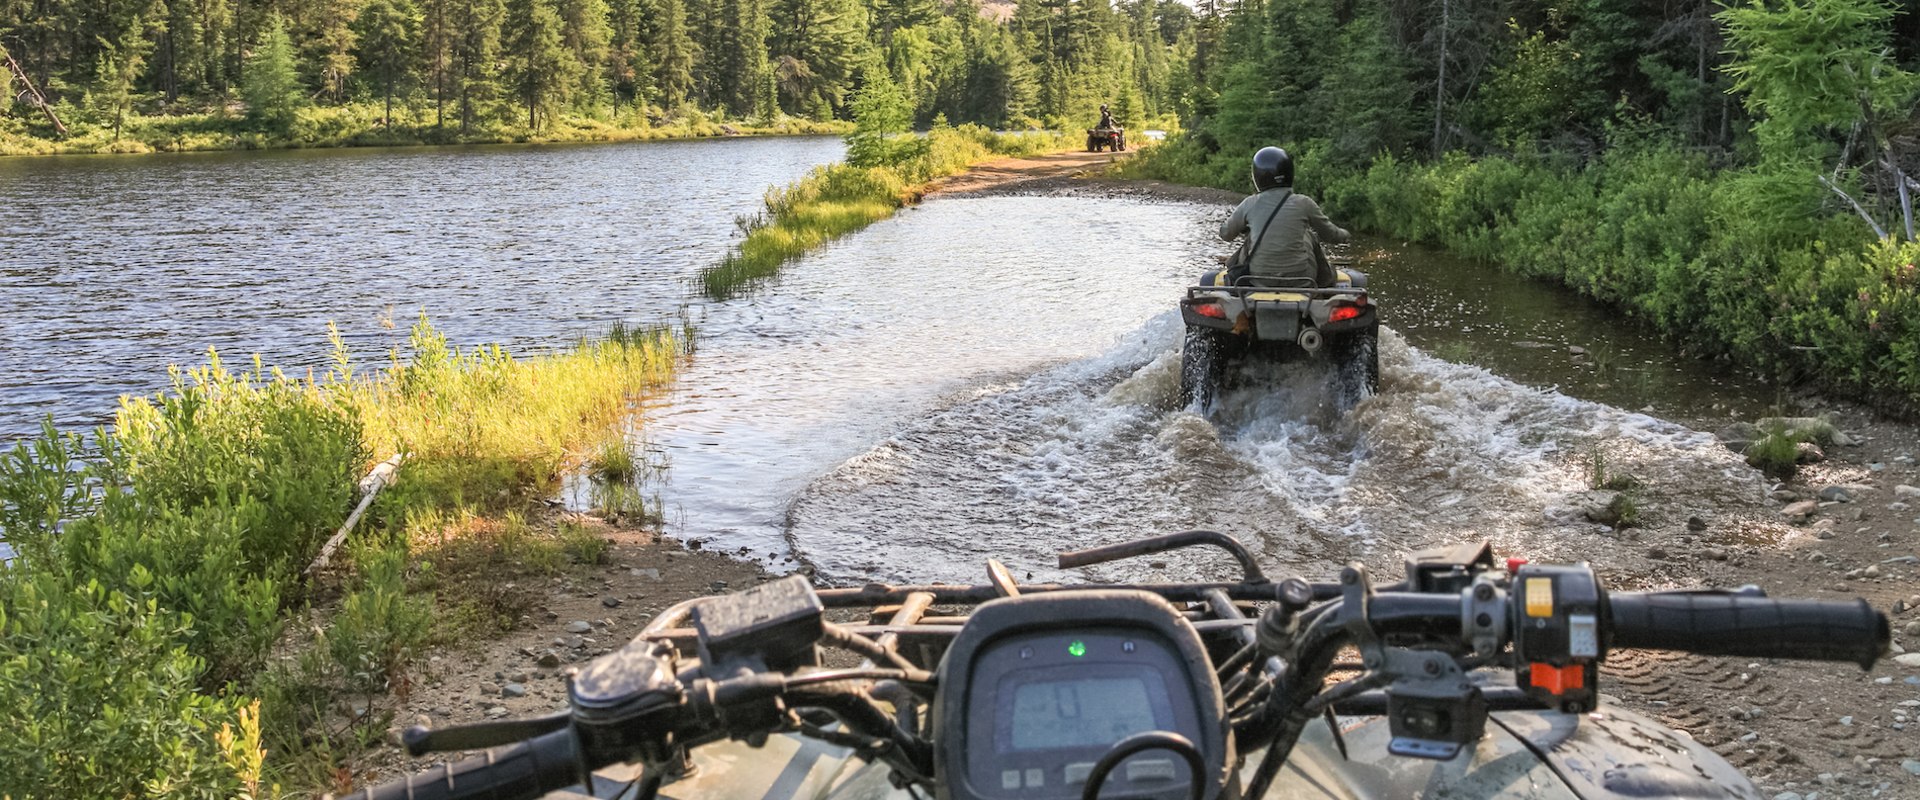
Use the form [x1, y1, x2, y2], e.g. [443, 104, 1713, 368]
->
[341, 546, 1890, 800]
[349, 729, 582, 800]
[1609, 591, 1887, 669]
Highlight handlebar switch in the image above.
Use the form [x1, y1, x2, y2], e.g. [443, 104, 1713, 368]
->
[1510, 564, 1605, 714]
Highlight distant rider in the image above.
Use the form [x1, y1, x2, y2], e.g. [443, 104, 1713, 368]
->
[1219, 147, 1350, 287]
[1097, 104, 1115, 130]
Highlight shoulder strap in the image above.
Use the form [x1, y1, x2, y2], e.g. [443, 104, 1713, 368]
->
[1245, 191, 1294, 262]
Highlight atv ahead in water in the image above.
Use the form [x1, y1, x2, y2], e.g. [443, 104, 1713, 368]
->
[1178, 258, 1378, 411]
[1087, 127, 1125, 152]
[347, 530, 1888, 800]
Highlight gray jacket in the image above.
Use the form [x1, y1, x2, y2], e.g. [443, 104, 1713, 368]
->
[1220, 188, 1351, 286]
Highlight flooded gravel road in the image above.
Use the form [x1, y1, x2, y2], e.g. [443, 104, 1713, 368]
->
[647, 190, 1777, 587]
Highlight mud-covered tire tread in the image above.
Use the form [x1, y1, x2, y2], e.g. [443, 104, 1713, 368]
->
[1331, 328, 1379, 411]
[1180, 326, 1224, 411]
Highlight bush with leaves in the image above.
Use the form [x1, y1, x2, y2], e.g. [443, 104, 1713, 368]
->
[0, 575, 265, 799]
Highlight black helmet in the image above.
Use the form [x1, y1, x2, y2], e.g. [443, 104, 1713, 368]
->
[1251, 146, 1293, 191]
[1100, 104, 1109, 111]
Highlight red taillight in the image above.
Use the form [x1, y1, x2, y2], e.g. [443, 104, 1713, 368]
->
[1195, 303, 1227, 319]
[1329, 305, 1363, 322]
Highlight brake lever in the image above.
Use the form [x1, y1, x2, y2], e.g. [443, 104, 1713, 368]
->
[400, 710, 572, 756]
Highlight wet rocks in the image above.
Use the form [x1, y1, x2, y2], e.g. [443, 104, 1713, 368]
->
[1719, 422, 1764, 453]
[1577, 490, 1635, 527]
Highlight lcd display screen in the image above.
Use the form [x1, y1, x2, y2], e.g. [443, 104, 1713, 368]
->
[1006, 674, 1164, 751]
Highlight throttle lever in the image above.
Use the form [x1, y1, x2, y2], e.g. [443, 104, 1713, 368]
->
[400, 710, 572, 756]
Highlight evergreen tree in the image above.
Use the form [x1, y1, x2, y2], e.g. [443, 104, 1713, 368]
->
[768, 0, 861, 117]
[91, 0, 160, 137]
[242, 13, 303, 129]
[420, 0, 452, 124]
[504, 0, 576, 128]
[554, 0, 611, 109]
[449, 0, 504, 130]
[357, 0, 420, 124]
[314, 0, 365, 101]
[605, 0, 655, 109]
[647, 0, 696, 108]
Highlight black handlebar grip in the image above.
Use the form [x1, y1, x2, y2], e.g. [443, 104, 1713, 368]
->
[338, 729, 583, 800]
[1608, 592, 1889, 670]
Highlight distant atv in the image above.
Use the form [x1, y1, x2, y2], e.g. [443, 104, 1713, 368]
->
[1086, 127, 1125, 152]
[1178, 260, 1378, 411]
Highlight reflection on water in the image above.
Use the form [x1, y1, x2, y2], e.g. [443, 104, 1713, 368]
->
[1360, 237, 1778, 427]
[0, 136, 844, 439]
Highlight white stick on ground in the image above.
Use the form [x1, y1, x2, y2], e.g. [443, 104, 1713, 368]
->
[305, 453, 405, 577]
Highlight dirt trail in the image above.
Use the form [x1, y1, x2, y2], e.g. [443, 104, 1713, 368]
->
[923, 148, 1137, 196]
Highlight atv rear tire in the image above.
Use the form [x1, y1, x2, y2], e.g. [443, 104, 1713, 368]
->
[1180, 327, 1226, 410]
[1332, 328, 1379, 410]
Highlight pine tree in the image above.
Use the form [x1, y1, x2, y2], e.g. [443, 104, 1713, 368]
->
[450, 0, 504, 130]
[421, 0, 452, 124]
[768, 0, 861, 116]
[242, 13, 303, 129]
[314, 0, 365, 101]
[91, 0, 160, 137]
[554, 0, 611, 110]
[357, 0, 420, 124]
[504, 0, 576, 128]
[605, 0, 655, 110]
[647, 0, 696, 109]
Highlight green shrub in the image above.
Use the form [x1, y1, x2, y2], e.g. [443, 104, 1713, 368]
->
[326, 540, 434, 696]
[0, 576, 264, 799]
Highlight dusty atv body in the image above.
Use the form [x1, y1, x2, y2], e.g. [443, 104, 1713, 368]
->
[1178, 267, 1378, 410]
[1087, 127, 1125, 152]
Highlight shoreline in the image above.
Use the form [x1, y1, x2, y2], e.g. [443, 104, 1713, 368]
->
[0, 115, 855, 159]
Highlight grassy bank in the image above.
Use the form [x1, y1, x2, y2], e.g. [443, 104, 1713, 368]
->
[0, 316, 683, 796]
[1123, 139, 1920, 414]
[700, 123, 1067, 298]
[0, 103, 852, 156]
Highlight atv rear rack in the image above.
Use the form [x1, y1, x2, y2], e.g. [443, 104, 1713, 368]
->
[1185, 285, 1366, 300]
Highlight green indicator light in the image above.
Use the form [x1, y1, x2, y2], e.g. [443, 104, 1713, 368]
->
[1068, 640, 1087, 657]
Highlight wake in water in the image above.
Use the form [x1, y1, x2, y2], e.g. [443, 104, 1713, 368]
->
[785, 316, 1766, 586]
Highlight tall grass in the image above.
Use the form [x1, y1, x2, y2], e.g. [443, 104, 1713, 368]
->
[700, 123, 1067, 298]
[0, 315, 683, 794]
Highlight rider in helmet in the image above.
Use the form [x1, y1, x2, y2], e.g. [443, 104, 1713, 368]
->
[1097, 104, 1115, 130]
[1219, 146, 1350, 287]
